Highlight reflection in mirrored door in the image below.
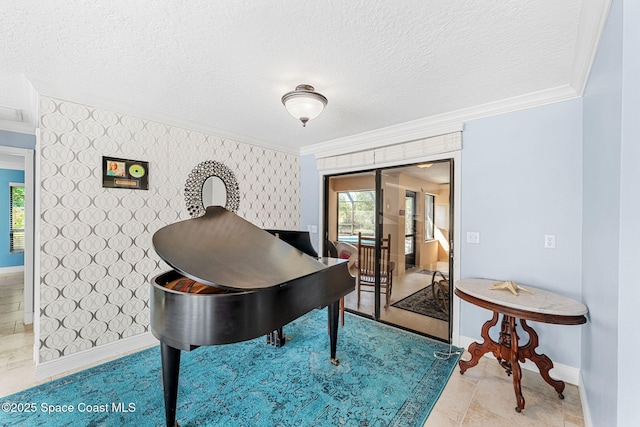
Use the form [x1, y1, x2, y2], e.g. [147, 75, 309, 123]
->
[326, 171, 376, 319]
[378, 162, 452, 341]
[324, 160, 453, 342]
[404, 190, 416, 269]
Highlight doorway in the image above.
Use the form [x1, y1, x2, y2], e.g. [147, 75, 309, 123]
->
[404, 190, 416, 269]
[325, 159, 453, 341]
[0, 146, 36, 396]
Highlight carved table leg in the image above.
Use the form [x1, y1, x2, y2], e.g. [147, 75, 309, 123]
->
[508, 316, 525, 412]
[459, 311, 500, 374]
[519, 319, 565, 398]
[496, 315, 515, 375]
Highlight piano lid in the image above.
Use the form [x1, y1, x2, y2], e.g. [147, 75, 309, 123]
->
[152, 206, 326, 291]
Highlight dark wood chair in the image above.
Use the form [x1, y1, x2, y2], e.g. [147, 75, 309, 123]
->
[357, 232, 394, 307]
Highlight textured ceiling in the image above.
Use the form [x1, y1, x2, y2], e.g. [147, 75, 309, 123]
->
[0, 1, 608, 154]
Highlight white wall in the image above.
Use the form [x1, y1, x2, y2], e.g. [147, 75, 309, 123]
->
[300, 154, 320, 251]
[581, 1, 621, 425]
[460, 98, 584, 369]
[617, 1, 640, 423]
[582, 0, 640, 425]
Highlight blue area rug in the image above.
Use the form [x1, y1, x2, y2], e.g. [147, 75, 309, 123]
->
[0, 310, 461, 427]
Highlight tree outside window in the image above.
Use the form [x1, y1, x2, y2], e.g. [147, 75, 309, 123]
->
[337, 191, 375, 239]
[10, 183, 24, 253]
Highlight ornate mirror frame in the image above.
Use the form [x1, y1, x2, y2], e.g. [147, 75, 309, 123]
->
[184, 160, 240, 217]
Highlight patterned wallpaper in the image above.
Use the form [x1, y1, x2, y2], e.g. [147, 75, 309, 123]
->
[38, 96, 300, 362]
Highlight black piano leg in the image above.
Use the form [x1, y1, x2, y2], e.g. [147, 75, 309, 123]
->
[328, 300, 340, 366]
[161, 342, 181, 427]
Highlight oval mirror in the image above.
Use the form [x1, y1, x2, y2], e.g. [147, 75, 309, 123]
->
[202, 176, 227, 208]
[185, 160, 240, 217]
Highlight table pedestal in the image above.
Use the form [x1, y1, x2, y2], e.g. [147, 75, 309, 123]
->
[459, 311, 565, 412]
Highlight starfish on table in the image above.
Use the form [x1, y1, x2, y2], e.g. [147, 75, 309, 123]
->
[489, 280, 534, 296]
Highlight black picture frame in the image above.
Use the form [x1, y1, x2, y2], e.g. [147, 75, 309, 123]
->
[102, 156, 149, 190]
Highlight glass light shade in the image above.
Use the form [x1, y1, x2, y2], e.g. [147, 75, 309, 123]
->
[281, 84, 328, 127]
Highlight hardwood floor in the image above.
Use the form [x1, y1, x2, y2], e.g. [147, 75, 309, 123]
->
[0, 272, 584, 425]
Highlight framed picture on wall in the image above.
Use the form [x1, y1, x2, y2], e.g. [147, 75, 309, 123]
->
[102, 156, 149, 190]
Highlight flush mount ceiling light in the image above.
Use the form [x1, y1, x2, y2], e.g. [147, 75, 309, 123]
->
[281, 84, 328, 127]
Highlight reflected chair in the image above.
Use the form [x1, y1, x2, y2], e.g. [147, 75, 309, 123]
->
[335, 241, 358, 276]
[357, 232, 394, 307]
[430, 270, 450, 315]
[335, 240, 358, 325]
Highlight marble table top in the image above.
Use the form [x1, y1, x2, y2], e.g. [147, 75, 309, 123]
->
[456, 278, 588, 317]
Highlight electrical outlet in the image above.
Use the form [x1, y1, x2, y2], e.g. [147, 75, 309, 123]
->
[544, 235, 556, 249]
[466, 232, 480, 244]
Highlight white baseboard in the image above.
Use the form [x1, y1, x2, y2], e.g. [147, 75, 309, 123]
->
[0, 265, 24, 274]
[579, 371, 592, 427]
[458, 335, 580, 385]
[35, 332, 159, 380]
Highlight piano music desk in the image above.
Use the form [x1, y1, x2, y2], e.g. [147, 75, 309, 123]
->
[455, 278, 587, 413]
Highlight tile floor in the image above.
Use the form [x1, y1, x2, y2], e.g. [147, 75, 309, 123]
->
[344, 266, 450, 340]
[0, 272, 584, 426]
[427, 354, 585, 426]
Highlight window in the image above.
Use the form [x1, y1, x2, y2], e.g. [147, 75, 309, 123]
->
[337, 191, 375, 240]
[10, 183, 24, 253]
[425, 193, 435, 241]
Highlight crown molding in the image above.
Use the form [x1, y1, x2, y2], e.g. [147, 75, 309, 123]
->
[0, 159, 25, 170]
[570, 0, 612, 95]
[28, 79, 299, 155]
[300, 121, 463, 159]
[304, 84, 579, 159]
[0, 118, 35, 135]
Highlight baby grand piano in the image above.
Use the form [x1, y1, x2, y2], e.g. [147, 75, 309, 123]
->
[151, 206, 354, 427]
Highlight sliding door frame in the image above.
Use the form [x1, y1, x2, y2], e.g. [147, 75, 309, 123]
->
[319, 150, 461, 345]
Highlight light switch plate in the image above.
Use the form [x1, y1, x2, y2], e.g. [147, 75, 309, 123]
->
[466, 232, 480, 244]
[544, 235, 556, 248]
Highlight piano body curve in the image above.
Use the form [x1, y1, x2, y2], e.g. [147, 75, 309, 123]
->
[150, 206, 354, 427]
